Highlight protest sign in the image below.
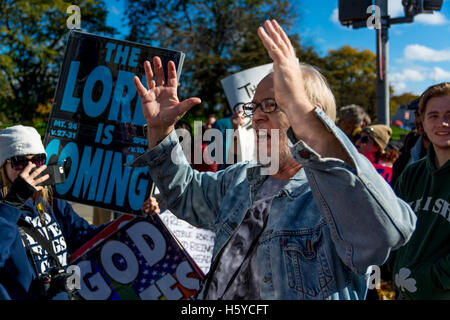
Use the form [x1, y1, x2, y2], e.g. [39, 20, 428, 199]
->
[159, 209, 215, 274]
[44, 31, 185, 215]
[220, 64, 273, 162]
[69, 213, 204, 300]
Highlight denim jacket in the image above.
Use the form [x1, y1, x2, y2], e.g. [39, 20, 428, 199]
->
[134, 108, 416, 300]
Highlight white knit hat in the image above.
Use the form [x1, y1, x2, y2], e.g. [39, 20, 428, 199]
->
[0, 125, 46, 167]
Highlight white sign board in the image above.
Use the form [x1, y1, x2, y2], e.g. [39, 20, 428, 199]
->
[221, 63, 273, 162]
[159, 209, 215, 274]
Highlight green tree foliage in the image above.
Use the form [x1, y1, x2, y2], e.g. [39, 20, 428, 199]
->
[390, 92, 419, 118]
[0, 0, 115, 130]
[124, 0, 301, 118]
[322, 45, 378, 121]
[0, 0, 396, 133]
[123, 1, 385, 122]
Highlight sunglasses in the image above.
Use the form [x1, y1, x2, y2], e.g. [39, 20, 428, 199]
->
[357, 136, 372, 144]
[362, 127, 380, 140]
[7, 154, 47, 171]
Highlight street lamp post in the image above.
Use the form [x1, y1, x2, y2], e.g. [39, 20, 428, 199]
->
[375, 0, 390, 125]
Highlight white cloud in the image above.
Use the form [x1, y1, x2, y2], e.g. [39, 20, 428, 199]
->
[330, 8, 339, 25]
[389, 0, 405, 17]
[404, 69, 428, 82]
[430, 67, 450, 80]
[391, 68, 427, 82]
[404, 44, 450, 62]
[390, 67, 428, 94]
[330, 8, 350, 30]
[391, 80, 407, 93]
[415, 12, 449, 25]
[390, 66, 450, 94]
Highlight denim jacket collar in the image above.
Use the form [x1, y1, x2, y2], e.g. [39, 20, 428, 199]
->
[246, 163, 308, 199]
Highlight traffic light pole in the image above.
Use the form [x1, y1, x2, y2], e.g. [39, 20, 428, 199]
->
[339, 0, 444, 124]
[375, 0, 390, 125]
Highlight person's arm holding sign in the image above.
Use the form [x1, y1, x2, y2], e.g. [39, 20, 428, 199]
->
[141, 196, 160, 215]
[256, 20, 416, 272]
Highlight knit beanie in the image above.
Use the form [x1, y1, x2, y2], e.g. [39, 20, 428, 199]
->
[0, 125, 46, 167]
[363, 124, 392, 151]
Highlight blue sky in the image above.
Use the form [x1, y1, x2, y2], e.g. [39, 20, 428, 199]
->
[105, 0, 450, 97]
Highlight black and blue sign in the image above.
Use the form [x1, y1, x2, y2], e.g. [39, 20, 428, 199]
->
[44, 31, 185, 215]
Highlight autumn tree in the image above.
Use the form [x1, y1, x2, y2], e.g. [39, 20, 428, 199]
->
[0, 0, 115, 131]
[322, 45, 378, 121]
[124, 0, 302, 118]
[390, 92, 419, 118]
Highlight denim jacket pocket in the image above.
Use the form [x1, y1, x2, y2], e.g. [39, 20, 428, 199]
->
[282, 227, 333, 298]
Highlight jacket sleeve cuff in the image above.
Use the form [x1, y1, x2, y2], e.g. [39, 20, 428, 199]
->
[287, 107, 358, 173]
[3, 176, 35, 209]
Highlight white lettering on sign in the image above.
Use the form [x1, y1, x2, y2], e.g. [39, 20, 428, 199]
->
[78, 260, 112, 300]
[100, 240, 139, 284]
[127, 221, 167, 266]
[75, 220, 201, 300]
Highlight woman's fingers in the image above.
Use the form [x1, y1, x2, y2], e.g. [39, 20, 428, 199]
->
[20, 163, 49, 190]
[28, 163, 46, 178]
[21, 162, 40, 180]
[21, 161, 35, 175]
[34, 174, 50, 186]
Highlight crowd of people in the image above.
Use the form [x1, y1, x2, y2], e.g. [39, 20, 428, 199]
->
[0, 19, 448, 300]
[134, 20, 448, 300]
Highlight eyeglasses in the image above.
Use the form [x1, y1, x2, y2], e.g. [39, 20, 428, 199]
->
[7, 154, 47, 171]
[242, 98, 279, 117]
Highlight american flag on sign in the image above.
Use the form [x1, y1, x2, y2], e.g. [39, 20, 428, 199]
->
[130, 239, 181, 295]
[70, 214, 204, 300]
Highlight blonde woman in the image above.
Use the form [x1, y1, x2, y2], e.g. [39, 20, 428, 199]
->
[0, 125, 107, 300]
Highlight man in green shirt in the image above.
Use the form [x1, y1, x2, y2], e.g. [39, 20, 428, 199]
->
[392, 82, 450, 299]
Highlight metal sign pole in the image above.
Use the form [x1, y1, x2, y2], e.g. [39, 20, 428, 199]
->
[375, 0, 390, 125]
[339, 0, 444, 124]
